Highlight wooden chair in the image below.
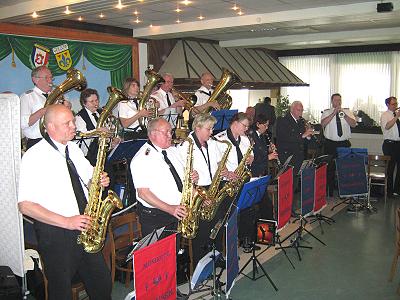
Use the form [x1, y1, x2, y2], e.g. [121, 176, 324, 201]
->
[108, 212, 142, 287]
[367, 154, 391, 203]
[389, 208, 400, 294]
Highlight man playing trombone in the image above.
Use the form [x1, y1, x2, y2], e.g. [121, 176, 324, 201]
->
[321, 93, 357, 197]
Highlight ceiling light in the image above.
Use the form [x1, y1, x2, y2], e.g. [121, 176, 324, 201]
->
[133, 9, 139, 15]
[99, 13, 105, 18]
[175, 7, 182, 12]
[78, 16, 83, 21]
[31, 11, 38, 18]
[134, 17, 141, 24]
[176, 19, 181, 23]
[181, 0, 192, 5]
[149, 24, 153, 27]
[198, 15, 205, 20]
[237, 10, 244, 15]
[64, 6, 72, 14]
[116, 0, 125, 9]
[232, 3, 239, 11]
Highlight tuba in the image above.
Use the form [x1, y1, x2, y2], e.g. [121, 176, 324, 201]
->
[177, 138, 204, 239]
[138, 69, 164, 128]
[205, 68, 240, 113]
[40, 68, 87, 136]
[199, 139, 232, 221]
[77, 86, 126, 253]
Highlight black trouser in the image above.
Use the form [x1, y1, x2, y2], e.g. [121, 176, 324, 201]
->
[137, 202, 177, 237]
[26, 138, 42, 150]
[324, 139, 351, 195]
[382, 140, 400, 194]
[34, 221, 111, 300]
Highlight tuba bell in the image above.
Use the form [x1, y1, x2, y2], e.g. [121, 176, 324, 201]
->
[40, 68, 87, 136]
[138, 69, 164, 128]
[205, 68, 240, 113]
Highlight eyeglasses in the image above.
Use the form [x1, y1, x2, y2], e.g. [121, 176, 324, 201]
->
[239, 122, 249, 129]
[35, 76, 53, 81]
[155, 129, 172, 136]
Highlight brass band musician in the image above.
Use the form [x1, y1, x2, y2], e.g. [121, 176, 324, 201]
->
[192, 72, 221, 114]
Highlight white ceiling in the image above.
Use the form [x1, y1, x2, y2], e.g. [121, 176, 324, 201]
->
[1, 0, 400, 50]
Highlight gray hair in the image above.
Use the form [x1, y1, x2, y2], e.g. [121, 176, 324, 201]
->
[147, 117, 165, 135]
[192, 113, 217, 131]
[31, 66, 50, 78]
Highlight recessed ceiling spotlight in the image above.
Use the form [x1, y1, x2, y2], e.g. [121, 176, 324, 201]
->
[175, 7, 182, 13]
[99, 13, 105, 18]
[176, 19, 182, 23]
[149, 24, 153, 27]
[78, 16, 83, 21]
[237, 10, 244, 15]
[64, 6, 72, 14]
[116, 0, 125, 9]
[134, 17, 141, 24]
[232, 3, 239, 11]
[31, 11, 39, 18]
[133, 9, 139, 15]
[181, 0, 192, 5]
[198, 15, 205, 20]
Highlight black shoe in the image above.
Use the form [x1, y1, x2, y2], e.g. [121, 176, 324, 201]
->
[215, 257, 226, 269]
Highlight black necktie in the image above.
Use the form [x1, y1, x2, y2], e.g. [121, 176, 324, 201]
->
[394, 112, 400, 137]
[65, 146, 87, 214]
[166, 93, 172, 107]
[92, 112, 99, 122]
[336, 113, 343, 137]
[161, 150, 183, 192]
[227, 128, 243, 164]
[42, 93, 48, 98]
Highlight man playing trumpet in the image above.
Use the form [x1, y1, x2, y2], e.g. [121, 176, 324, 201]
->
[321, 93, 357, 197]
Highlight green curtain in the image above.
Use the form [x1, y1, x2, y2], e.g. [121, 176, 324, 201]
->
[0, 34, 132, 88]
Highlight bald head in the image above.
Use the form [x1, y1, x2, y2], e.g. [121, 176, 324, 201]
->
[200, 72, 214, 90]
[44, 104, 76, 144]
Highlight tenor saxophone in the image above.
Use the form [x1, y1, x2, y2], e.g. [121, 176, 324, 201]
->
[178, 138, 204, 239]
[199, 139, 232, 222]
[77, 86, 125, 253]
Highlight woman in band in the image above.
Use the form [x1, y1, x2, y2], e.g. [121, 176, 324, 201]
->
[249, 114, 279, 177]
[118, 77, 151, 140]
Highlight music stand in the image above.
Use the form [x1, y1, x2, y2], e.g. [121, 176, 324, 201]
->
[211, 109, 238, 133]
[108, 139, 147, 162]
[126, 226, 166, 262]
[237, 176, 278, 291]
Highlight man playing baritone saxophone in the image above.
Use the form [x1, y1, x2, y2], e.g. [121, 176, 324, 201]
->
[18, 105, 111, 300]
[176, 113, 229, 267]
[130, 118, 199, 236]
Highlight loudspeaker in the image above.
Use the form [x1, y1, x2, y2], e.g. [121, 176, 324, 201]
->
[377, 2, 393, 12]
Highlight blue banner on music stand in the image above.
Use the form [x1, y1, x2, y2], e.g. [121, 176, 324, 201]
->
[211, 109, 238, 131]
[336, 153, 368, 197]
[301, 166, 315, 217]
[108, 139, 146, 161]
[236, 176, 271, 212]
[225, 208, 238, 297]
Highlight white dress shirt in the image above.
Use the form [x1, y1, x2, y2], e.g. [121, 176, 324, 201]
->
[130, 142, 184, 208]
[75, 108, 98, 155]
[18, 139, 93, 217]
[20, 86, 47, 139]
[118, 100, 141, 130]
[321, 108, 354, 141]
[194, 86, 213, 106]
[381, 110, 400, 141]
[151, 88, 179, 128]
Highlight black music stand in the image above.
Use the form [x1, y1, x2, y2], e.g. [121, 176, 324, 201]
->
[107, 139, 147, 162]
[237, 176, 278, 291]
[211, 109, 238, 133]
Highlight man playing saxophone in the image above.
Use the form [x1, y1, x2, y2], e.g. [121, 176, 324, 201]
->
[18, 104, 112, 300]
[130, 118, 199, 236]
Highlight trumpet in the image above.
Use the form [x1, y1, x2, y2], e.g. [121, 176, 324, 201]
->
[171, 87, 197, 110]
[338, 111, 345, 118]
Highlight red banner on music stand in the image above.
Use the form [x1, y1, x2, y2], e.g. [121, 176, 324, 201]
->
[277, 167, 293, 230]
[314, 164, 327, 213]
[134, 233, 177, 300]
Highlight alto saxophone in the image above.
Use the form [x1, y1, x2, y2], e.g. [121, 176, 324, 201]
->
[199, 139, 232, 222]
[215, 140, 254, 203]
[77, 87, 125, 253]
[178, 138, 204, 239]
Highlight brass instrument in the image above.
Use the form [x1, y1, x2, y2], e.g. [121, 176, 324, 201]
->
[138, 69, 164, 128]
[77, 86, 126, 253]
[177, 138, 204, 239]
[40, 68, 87, 136]
[199, 139, 232, 221]
[171, 87, 197, 110]
[338, 111, 345, 119]
[205, 68, 240, 113]
[214, 141, 254, 204]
